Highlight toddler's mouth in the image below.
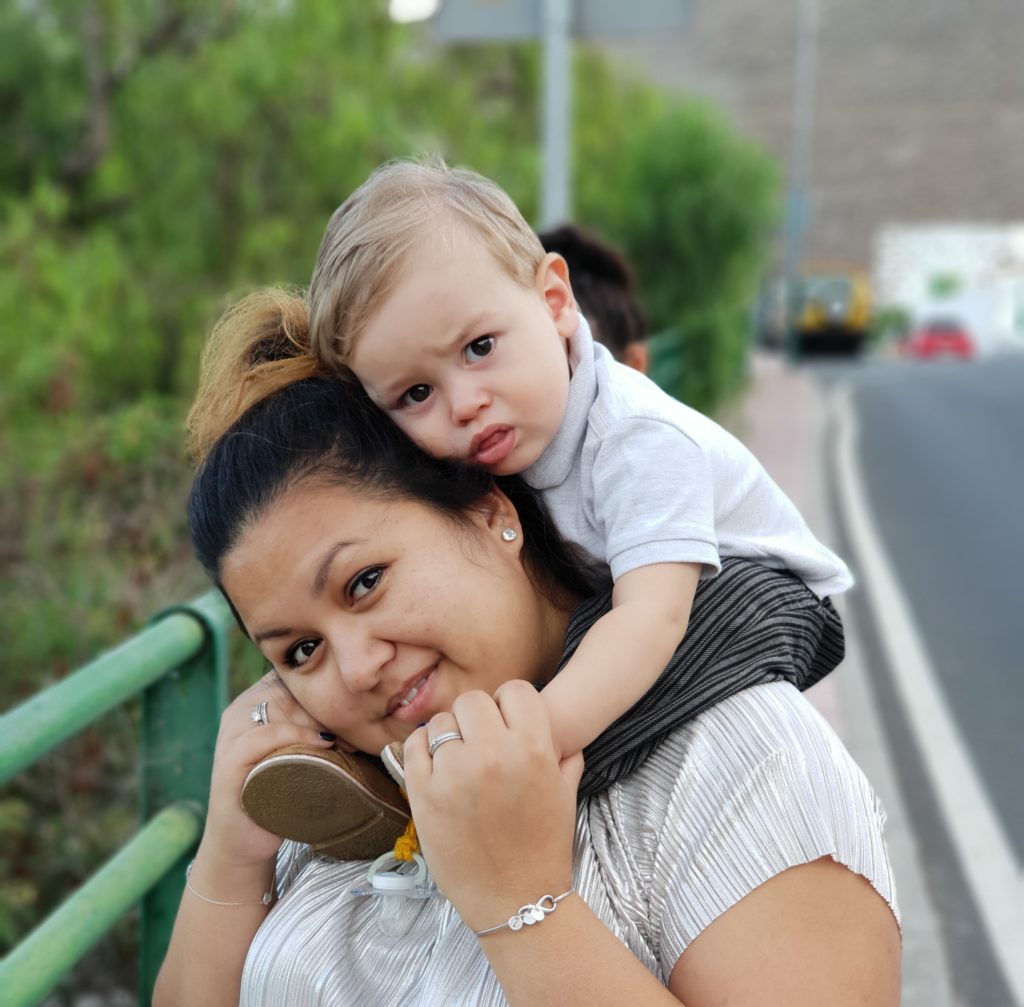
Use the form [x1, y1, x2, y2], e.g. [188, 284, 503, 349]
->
[469, 425, 515, 467]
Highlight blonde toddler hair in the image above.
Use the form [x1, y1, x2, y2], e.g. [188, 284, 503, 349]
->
[308, 158, 546, 372]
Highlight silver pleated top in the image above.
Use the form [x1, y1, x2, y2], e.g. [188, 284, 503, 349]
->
[240, 683, 899, 1006]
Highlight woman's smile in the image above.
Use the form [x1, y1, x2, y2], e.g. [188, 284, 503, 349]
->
[220, 481, 565, 755]
[386, 665, 439, 723]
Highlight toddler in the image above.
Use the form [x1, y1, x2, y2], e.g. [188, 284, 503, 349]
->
[308, 160, 851, 763]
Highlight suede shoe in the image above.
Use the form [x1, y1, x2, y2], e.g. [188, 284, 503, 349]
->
[241, 745, 409, 861]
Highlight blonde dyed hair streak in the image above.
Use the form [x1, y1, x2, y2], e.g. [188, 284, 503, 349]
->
[186, 288, 331, 464]
[308, 158, 547, 372]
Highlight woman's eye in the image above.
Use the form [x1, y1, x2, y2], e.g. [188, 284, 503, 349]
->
[285, 639, 320, 668]
[400, 384, 432, 408]
[349, 567, 383, 601]
[464, 336, 494, 362]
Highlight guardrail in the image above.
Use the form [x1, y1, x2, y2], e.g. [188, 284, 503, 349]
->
[0, 590, 234, 1006]
[647, 326, 686, 399]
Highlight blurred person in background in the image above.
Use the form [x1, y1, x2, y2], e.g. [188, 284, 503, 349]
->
[538, 224, 649, 373]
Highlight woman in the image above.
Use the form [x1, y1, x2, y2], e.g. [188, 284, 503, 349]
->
[155, 301, 899, 1006]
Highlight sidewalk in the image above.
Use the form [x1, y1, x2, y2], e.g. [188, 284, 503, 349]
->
[729, 350, 956, 1007]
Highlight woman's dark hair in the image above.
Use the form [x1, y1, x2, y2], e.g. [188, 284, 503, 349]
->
[188, 376, 599, 606]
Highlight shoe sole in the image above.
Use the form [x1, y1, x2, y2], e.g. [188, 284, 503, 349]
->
[241, 752, 409, 861]
[380, 742, 406, 788]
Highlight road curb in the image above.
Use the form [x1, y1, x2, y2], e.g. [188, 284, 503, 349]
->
[829, 383, 1023, 1006]
[734, 355, 957, 1006]
[818, 388, 956, 1007]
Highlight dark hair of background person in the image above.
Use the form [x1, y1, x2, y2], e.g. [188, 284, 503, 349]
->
[538, 224, 648, 373]
[188, 376, 600, 627]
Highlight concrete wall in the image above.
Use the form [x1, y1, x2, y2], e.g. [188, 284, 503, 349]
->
[600, 0, 1024, 268]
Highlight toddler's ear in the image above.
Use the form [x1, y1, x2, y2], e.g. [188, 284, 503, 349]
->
[536, 253, 579, 339]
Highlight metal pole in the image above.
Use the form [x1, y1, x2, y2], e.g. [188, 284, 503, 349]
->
[0, 802, 203, 1007]
[783, 0, 820, 361]
[139, 594, 232, 1003]
[541, 0, 572, 227]
[0, 613, 207, 784]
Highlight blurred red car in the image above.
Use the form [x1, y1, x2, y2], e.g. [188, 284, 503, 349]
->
[904, 318, 975, 360]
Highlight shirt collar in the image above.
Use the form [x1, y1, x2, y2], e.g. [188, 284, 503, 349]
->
[523, 314, 597, 489]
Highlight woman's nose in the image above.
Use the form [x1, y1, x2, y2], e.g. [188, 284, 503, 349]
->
[332, 632, 390, 693]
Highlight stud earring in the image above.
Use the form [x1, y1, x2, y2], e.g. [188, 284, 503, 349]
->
[501, 528, 518, 542]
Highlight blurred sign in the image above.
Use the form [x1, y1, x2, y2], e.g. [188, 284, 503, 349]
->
[435, 0, 690, 41]
[436, 0, 691, 227]
[436, 0, 538, 40]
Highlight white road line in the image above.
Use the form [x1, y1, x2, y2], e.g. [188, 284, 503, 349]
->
[833, 385, 1024, 1005]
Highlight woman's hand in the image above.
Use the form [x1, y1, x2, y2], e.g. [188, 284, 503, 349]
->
[403, 679, 584, 933]
[196, 671, 336, 873]
[154, 672, 337, 1007]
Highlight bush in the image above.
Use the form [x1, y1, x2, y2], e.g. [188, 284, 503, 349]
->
[577, 89, 778, 412]
[1, 4, 779, 998]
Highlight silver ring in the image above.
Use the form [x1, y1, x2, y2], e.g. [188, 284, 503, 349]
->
[428, 731, 463, 757]
[250, 701, 269, 727]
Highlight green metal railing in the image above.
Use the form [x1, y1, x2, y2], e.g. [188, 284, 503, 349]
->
[647, 326, 686, 399]
[0, 590, 234, 1007]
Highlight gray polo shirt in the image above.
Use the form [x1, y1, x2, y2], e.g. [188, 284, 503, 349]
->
[523, 318, 852, 597]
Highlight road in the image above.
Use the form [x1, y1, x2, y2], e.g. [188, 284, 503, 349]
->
[821, 354, 1024, 1006]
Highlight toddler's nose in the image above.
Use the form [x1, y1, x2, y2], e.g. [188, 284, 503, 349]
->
[450, 382, 489, 425]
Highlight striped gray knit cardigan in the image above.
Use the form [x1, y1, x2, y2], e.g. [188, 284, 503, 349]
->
[570, 557, 845, 800]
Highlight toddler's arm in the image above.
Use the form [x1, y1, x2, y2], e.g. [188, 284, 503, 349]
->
[541, 561, 701, 759]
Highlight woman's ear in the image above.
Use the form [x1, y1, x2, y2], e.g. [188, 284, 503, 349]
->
[535, 253, 579, 339]
[473, 487, 523, 543]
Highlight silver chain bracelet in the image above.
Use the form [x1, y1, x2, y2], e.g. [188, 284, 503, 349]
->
[185, 860, 274, 908]
[473, 887, 574, 937]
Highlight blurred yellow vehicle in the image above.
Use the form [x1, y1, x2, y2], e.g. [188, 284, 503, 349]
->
[793, 268, 872, 355]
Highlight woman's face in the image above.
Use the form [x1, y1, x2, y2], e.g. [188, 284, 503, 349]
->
[220, 482, 566, 755]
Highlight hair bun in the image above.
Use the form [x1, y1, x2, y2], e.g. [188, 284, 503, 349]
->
[187, 288, 328, 463]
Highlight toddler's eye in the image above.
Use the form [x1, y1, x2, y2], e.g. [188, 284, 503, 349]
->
[349, 567, 383, 601]
[285, 639, 320, 668]
[465, 336, 494, 362]
[400, 384, 432, 408]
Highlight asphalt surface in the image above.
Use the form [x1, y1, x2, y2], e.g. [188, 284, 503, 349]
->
[739, 349, 1023, 1005]
[846, 356, 1024, 861]
[803, 351, 1024, 1006]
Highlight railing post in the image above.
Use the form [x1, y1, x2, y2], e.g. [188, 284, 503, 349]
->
[647, 326, 687, 401]
[0, 803, 204, 1007]
[138, 591, 232, 1003]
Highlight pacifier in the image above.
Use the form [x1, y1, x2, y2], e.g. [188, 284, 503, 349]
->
[350, 851, 436, 937]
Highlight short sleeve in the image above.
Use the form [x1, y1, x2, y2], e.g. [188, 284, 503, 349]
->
[640, 686, 898, 975]
[590, 417, 721, 581]
[274, 839, 315, 898]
